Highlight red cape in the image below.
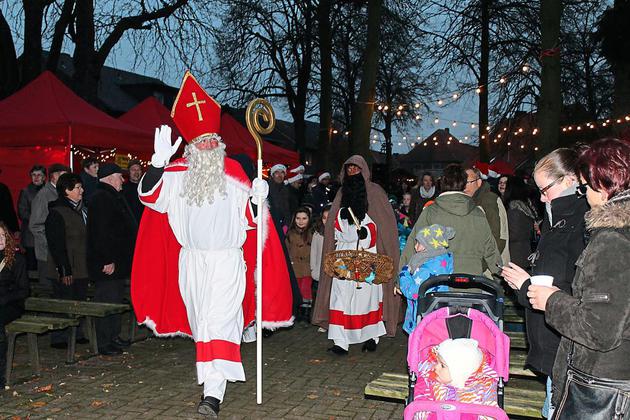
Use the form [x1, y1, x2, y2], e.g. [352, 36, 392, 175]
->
[130, 158, 294, 337]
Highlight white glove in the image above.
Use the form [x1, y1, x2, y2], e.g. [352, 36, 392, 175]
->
[151, 125, 182, 168]
[251, 178, 269, 201]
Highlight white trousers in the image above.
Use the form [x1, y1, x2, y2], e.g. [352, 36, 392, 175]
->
[178, 247, 246, 401]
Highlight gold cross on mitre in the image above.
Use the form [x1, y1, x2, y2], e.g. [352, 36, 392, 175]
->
[186, 92, 206, 121]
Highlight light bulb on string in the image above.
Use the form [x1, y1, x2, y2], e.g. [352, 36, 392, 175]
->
[452, 93, 459, 100]
[452, 121, 457, 127]
[377, 105, 383, 111]
[414, 103, 420, 108]
[383, 105, 389, 111]
[434, 118, 439, 124]
[521, 63, 530, 73]
[437, 99, 443, 106]
[499, 77, 507, 84]
[415, 115, 421, 120]
[398, 105, 404, 111]
[475, 88, 481, 94]
[471, 123, 476, 129]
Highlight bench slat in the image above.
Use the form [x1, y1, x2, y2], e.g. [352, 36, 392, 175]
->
[25, 297, 129, 317]
[19, 315, 79, 329]
[506, 331, 527, 349]
[6, 321, 50, 334]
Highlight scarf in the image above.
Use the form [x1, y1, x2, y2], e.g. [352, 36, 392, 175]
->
[68, 199, 88, 224]
[420, 186, 435, 199]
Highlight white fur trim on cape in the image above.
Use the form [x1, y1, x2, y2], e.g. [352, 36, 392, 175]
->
[140, 316, 193, 339]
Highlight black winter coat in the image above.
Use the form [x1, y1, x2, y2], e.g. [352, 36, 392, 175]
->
[45, 198, 88, 279]
[547, 190, 630, 405]
[0, 253, 28, 305]
[86, 183, 138, 280]
[516, 193, 589, 377]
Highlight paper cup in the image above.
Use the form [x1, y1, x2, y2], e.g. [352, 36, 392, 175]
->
[530, 275, 554, 287]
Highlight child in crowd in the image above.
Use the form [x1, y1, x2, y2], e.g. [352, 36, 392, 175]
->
[414, 338, 499, 419]
[310, 204, 330, 331]
[285, 207, 314, 322]
[398, 224, 455, 334]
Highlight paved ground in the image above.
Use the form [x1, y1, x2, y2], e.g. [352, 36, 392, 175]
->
[1, 319, 407, 419]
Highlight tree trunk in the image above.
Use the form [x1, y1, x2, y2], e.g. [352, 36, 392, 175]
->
[538, 0, 563, 154]
[22, 0, 49, 86]
[72, 0, 98, 103]
[0, 9, 19, 98]
[611, 61, 630, 131]
[384, 113, 393, 186]
[478, 0, 490, 162]
[47, 0, 75, 73]
[317, 0, 333, 171]
[350, 0, 382, 162]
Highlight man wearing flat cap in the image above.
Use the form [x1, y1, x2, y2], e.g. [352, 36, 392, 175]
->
[87, 163, 138, 355]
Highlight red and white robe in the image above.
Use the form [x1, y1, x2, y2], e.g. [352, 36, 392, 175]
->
[328, 208, 386, 350]
[131, 158, 293, 401]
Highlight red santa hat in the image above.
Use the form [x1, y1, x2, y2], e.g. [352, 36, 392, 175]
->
[270, 163, 287, 176]
[489, 160, 515, 177]
[171, 71, 222, 144]
[285, 173, 304, 184]
[318, 171, 331, 182]
[473, 161, 497, 180]
[289, 164, 305, 174]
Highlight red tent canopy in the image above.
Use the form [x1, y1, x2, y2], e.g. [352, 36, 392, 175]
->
[0, 71, 152, 153]
[0, 71, 153, 210]
[119, 97, 300, 167]
[119, 96, 183, 139]
[220, 112, 299, 166]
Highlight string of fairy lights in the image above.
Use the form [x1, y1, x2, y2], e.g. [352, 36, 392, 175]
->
[70, 145, 150, 166]
[331, 60, 630, 152]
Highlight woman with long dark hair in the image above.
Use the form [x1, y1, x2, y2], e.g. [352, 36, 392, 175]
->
[0, 221, 29, 387]
[527, 138, 630, 419]
[285, 207, 314, 322]
[503, 176, 539, 267]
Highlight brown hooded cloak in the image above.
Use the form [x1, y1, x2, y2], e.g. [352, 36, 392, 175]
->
[311, 155, 401, 337]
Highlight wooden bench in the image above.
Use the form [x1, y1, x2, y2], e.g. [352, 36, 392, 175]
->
[5, 315, 79, 386]
[364, 372, 544, 418]
[24, 297, 130, 355]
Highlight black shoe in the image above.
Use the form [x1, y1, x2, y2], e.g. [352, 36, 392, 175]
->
[262, 329, 274, 338]
[362, 339, 377, 352]
[327, 345, 348, 355]
[112, 336, 131, 348]
[51, 342, 68, 349]
[98, 345, 122, 356]
[198, 395, 220, 417]
[76, 337, 90, 345]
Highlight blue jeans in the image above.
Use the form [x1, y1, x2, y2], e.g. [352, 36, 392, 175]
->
[542, 376, 555, 418]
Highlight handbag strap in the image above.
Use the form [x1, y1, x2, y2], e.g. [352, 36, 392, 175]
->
[0, 257, 6, 273]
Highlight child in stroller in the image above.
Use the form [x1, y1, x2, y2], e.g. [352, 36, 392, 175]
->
[404, 275, 510, 420]
[398, 224, 455, 334]
[413, 338, 499, 419]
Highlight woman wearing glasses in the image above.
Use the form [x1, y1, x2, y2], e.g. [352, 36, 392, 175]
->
[501, 147, 589, 418]
[527, 138, 630, 419]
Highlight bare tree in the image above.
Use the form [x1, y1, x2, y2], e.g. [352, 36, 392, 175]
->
[210, 0, 317, 156]
[598, 0, 630, 129]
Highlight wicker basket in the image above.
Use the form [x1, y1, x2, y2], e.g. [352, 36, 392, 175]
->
[323, 249, 394, 284]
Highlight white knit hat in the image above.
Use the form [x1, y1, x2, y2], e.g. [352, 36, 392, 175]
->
[270, 164, 287, 176]
[436, 338, 483, 389]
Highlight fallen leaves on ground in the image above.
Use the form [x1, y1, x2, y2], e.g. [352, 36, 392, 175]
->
[90, 400, 106, 408]
[30, 401, 47, 408]
[306, 394, 319, 400]
[307, 359, 325, 365]
[35, 384, 53, 393]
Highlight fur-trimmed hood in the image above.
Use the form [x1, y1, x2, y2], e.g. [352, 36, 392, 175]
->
[586, 188, 630, 230]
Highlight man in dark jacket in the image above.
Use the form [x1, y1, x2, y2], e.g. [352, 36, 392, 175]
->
[308, 172, 334, 216]
[267, 164, 291, 229]
[121, 160, 144, 224]
[79, 158, 99, 206]
[18, 165, 46, 271]
[0, 176, 19, 233]
[87, 163, 138, 355]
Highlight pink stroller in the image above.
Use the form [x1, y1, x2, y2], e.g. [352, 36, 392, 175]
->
[403, 274, 511, 420]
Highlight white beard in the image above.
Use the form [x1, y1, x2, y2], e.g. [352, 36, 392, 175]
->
[181, 143, 227, 207]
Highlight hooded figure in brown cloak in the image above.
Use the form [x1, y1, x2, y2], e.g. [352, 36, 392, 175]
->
[312, 155, 401, 339]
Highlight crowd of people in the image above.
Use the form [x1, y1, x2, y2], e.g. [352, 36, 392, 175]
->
[1, 131, 628, 418]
